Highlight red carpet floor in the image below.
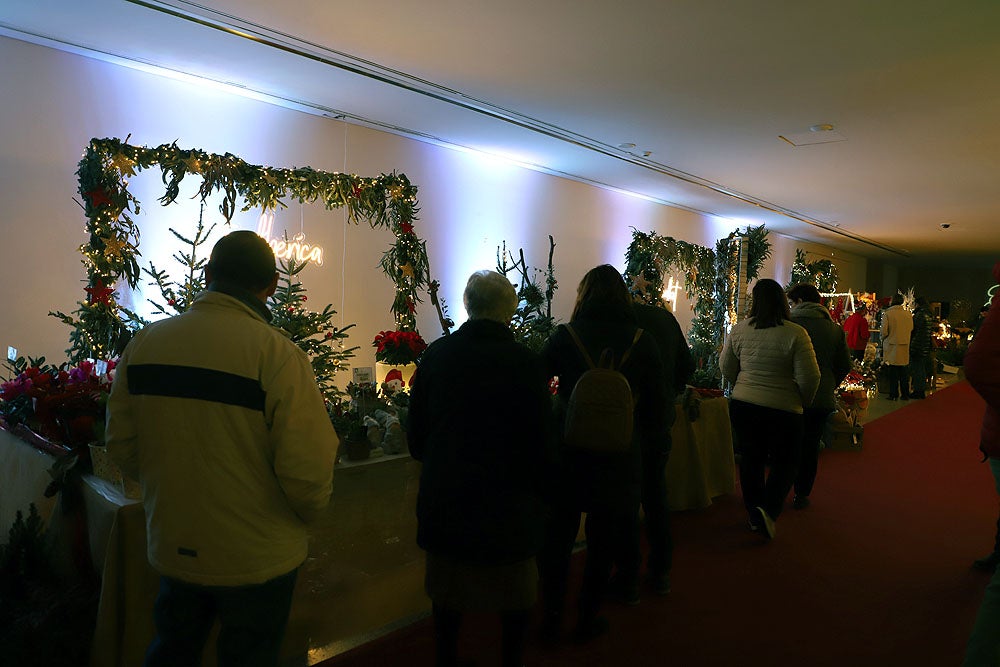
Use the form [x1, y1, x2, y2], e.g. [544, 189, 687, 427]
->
[321, 382, 993, 666]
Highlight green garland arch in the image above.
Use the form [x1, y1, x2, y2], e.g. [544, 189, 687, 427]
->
[53, 137, 429, 362]
[624, 225, 771, 387]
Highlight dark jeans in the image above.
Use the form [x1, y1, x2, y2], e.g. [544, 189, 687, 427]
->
[613, 443, 673, 588]
[145, 568, 298, 667]
[730, 400, 804, 520]
[432, 605, 528, 667]
[794, 407, 833, 498]
[540, 501, 638, 622]
[885, 363, 910, 399]
[909, 355, 931, 395]
[640, 444, 673, 576]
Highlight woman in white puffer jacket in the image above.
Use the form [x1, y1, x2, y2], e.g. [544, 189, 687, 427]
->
[721, 278, 820, 540]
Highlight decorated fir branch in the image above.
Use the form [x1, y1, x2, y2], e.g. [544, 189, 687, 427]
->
[142, 206, 216, 319]
[788, 248, 839, 292]
[496, 236, 559, 353]
[269, 257, 358, 404]
[63, 136, 431, 361]
[623, 225, 771, 388]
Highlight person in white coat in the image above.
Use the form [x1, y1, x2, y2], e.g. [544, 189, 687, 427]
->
[880, 293, 914, 400]
[721, 279, 820, 540]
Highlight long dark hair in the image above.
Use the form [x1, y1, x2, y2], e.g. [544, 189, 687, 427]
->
[571, 264, 635, 323]
[748, 278, 790, 329]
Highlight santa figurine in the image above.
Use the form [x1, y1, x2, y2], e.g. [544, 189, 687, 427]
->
[383, 368, 407, 394]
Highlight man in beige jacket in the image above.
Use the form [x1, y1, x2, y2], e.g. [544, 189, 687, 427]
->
[880, 293, 914, 400]
[106, 231, 338, 667]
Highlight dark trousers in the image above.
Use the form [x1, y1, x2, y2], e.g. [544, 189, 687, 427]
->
[885, 363, 910, 399]
[432, 605, 529, 667]
[540, 502, 638, 622]
[909, 355, 931, 395]
[730, 400, 804, 520]
[640, 444, 673, 576]
[145, 568, 298, 667]
[794, 407, 833, 498]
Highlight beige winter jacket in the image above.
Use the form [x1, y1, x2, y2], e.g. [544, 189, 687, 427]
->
[880, 305, 914, 366]
[720, 318, 820, 414]
[106, 289, 339, 586]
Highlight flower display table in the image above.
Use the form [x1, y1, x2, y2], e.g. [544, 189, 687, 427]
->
[665, 395, 735, 511]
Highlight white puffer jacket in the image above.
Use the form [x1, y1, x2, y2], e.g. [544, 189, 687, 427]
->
[721, 318, 821, 414]
[107, 289, 339, 586]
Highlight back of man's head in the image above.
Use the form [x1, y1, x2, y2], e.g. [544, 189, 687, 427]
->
[786, 283, 822, 304]
[890, 294, 904, 306]
[463, 270, 517, 324]
[207, 231, 277, 292]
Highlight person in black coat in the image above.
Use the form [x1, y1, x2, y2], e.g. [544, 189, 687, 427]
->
[625, 297, 694, 598]
[408, 270, 554, 667]
[538, 264, 668, 642]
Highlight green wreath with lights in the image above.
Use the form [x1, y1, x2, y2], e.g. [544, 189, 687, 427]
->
[624, 225, 771, 387]
[52, 137, 430, 362]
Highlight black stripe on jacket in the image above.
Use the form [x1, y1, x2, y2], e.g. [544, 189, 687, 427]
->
[127, 364, 266, 412]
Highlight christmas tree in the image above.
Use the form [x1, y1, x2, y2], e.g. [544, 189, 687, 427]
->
[268, 257, 358, 404]
[127, 211, 357, 405]
[140, 205, 216, 319]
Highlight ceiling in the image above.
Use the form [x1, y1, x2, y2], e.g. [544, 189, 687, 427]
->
[3, 0, 1000, 265]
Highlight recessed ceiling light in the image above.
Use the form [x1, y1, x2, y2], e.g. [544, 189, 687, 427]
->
[810, 123, 835, 132]
[617, 143, 636, 149]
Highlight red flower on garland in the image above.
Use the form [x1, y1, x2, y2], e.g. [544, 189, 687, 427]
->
[372, 330, 427, 365]
[85, 279, 115, 305]
[84, 188, 113, 208]
[400, 221, 414, 235]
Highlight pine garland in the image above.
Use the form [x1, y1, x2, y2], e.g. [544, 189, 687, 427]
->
[624, 225, 771, 388]
[55, 137, 429, 362]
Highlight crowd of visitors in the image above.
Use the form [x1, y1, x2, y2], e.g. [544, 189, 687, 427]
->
[106, 233, 980, 666]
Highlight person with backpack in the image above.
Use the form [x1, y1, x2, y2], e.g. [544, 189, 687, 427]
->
[721, 278, 820, 540]
[538, 265, 668, 643]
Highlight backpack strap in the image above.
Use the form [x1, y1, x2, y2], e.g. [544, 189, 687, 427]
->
[564, 324, 596, 369]
[618, 328, 644, 368]
[566, 325, 644, 370]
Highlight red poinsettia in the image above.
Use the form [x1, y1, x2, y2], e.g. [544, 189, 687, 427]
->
[1, 359, 117, 448]
[372, 329, 427, 365]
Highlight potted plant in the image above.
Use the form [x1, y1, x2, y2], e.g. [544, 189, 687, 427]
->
[372, 329, 426, 388]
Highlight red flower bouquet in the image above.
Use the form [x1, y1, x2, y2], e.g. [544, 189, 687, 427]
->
[1, 359, 116, 449]
[372, 330, 427, 365]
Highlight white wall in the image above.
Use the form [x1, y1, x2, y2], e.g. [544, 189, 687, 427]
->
[0, 36, 862, 378]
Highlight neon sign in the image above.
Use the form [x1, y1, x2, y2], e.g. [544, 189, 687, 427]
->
[256, 210, 325, 266]
[661, 276, 682, 309]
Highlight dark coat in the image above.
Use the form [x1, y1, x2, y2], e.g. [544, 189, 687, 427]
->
[909, 306, 934, 358]
[791, 301, 853, 411]
[634, 302, 695, 425]
[408, 319, 554, 565]
[965, 262, 1000, 460]
[541, 317, 668, 511]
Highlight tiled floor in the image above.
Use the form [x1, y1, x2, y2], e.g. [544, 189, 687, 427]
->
[286, 369, 964, 665]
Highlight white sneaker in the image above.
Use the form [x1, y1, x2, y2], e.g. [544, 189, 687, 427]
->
[755, 506, 776, 540]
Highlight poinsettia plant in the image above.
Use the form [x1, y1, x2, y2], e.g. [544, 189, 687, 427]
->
[1, 357, 116, 448]
[372, 329, 427, 365]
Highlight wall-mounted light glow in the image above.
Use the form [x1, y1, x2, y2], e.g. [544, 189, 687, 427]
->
[257, 210, 325, 266]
